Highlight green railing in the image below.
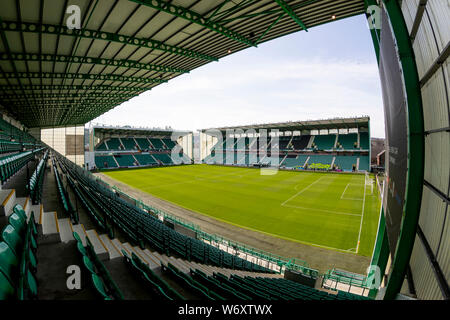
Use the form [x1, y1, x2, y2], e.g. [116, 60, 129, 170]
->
[91, 172, 319, 277]
[322, 268, 371, 295]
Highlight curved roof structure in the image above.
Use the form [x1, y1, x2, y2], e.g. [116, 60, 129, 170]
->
[0, 0, 365, 128]
[202, 116, 370, 132]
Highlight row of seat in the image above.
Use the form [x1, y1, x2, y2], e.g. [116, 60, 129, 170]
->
[73, 231, 123, 300]
[159, 261, 370, 301]
[190, 268, 251, 300]
[0, 205, 38, 300]
[0, 119, 37, 144]
[163, 262, 224, 301]
[122, 250, 183, 300]
[28, 150, 48, 204]
[56, 153, 272, 273]
[52, 158, 79, 224]
[64, 164, 111, 237]
[0, 149, 42, 184]
[96, 137, 177, 152]
[0, 140, 22, 154]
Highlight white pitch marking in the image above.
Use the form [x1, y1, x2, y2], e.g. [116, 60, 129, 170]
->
[340, 182, 351, 200]
[282, 204, 362, 217]
[355, 182, 368, 254]
[340, 183, 364, 201]
[281, 176, 327, 206]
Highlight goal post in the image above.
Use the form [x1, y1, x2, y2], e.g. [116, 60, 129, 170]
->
[365, 172, 374, 195]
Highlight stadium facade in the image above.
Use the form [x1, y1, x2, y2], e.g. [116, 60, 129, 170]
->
[0, 0, 447, 301]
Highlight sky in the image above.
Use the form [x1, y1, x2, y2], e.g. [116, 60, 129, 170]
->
[92, 14, 385, 138]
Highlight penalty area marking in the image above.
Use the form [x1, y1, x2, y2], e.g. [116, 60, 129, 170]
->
[340, 182, 364, 201]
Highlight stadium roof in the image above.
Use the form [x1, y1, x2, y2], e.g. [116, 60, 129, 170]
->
[0, 0, 365, 128]
[202, 116, 370, 132]
[92, 123, 191, 136]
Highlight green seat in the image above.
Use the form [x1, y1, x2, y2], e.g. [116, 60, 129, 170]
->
[0, 242, 19, 284]
[1, 225, 23, 256]
[28, 212, 38, 237]
[13, 205, 27, 221]
[27, 230, 37, 251]
[8, 213, 26, 235]
[91, 274, 110, 300]
[83, 256, 96, 274]
[18, 270, 37, 300]
[73, 231, 82, 244]
[20, 247, 37, 273]
[27, 271, 38, 297]
[77, 241, 87, 256]
[0, 270, 15, 299]
[121, 249, 130, 259]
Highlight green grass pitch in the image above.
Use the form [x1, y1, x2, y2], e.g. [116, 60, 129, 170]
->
[104, 164, 381, 256]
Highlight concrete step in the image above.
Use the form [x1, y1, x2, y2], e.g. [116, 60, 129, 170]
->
[15, 197, 31, 218]
[0, 189, 16, 216]
[189, 261, 209, 275]
[29, 204, 41, 223]
[133, 246, 159, 269]
[42, 211, 58, 234]
[166, 256, 189, 274]
[72, 224, 87, 246]
[122, 243, 144, 261]
[111, 239, 130, 257]
[141, 249, 162, 269]
[122, 243, 152, 267]
[58, 218, 74, 243]
[177, 258, 196, 274]
[99, 234, 122, 260]
[149, 250, 169, 266]
[41, 211, 60, 244]
[85, 230, 109, 261]
[132, 246, 155, 267]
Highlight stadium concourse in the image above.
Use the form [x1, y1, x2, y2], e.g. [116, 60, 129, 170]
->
[0, 0, 448, 303]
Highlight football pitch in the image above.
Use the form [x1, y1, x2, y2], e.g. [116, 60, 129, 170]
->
[103, 164, 381, 256]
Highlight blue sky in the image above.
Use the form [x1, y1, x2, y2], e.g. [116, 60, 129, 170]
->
[93, 14, 385, 138]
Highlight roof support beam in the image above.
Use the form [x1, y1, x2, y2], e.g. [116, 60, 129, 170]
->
[0, 53, 190, 74]
[410, 0, 428, 42]
[256, 12, 286, 44]
[1, 92, 139, 100]
[130, 0, 256, 47]
[273, 0, 308, 32]
[9, 98, 127, 108]
[0, 72, 167, 85]
[0, 84, 147, 92]
[0, 21, 218, 62]
[6, 100, 131, 107]
[210, 0, 257, 22]
[0, 18, 37, 120]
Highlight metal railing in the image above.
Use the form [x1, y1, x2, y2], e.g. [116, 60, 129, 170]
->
[322, 268, 371, 296]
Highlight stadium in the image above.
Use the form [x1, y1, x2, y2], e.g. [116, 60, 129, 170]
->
[0, 0, 448, 306]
